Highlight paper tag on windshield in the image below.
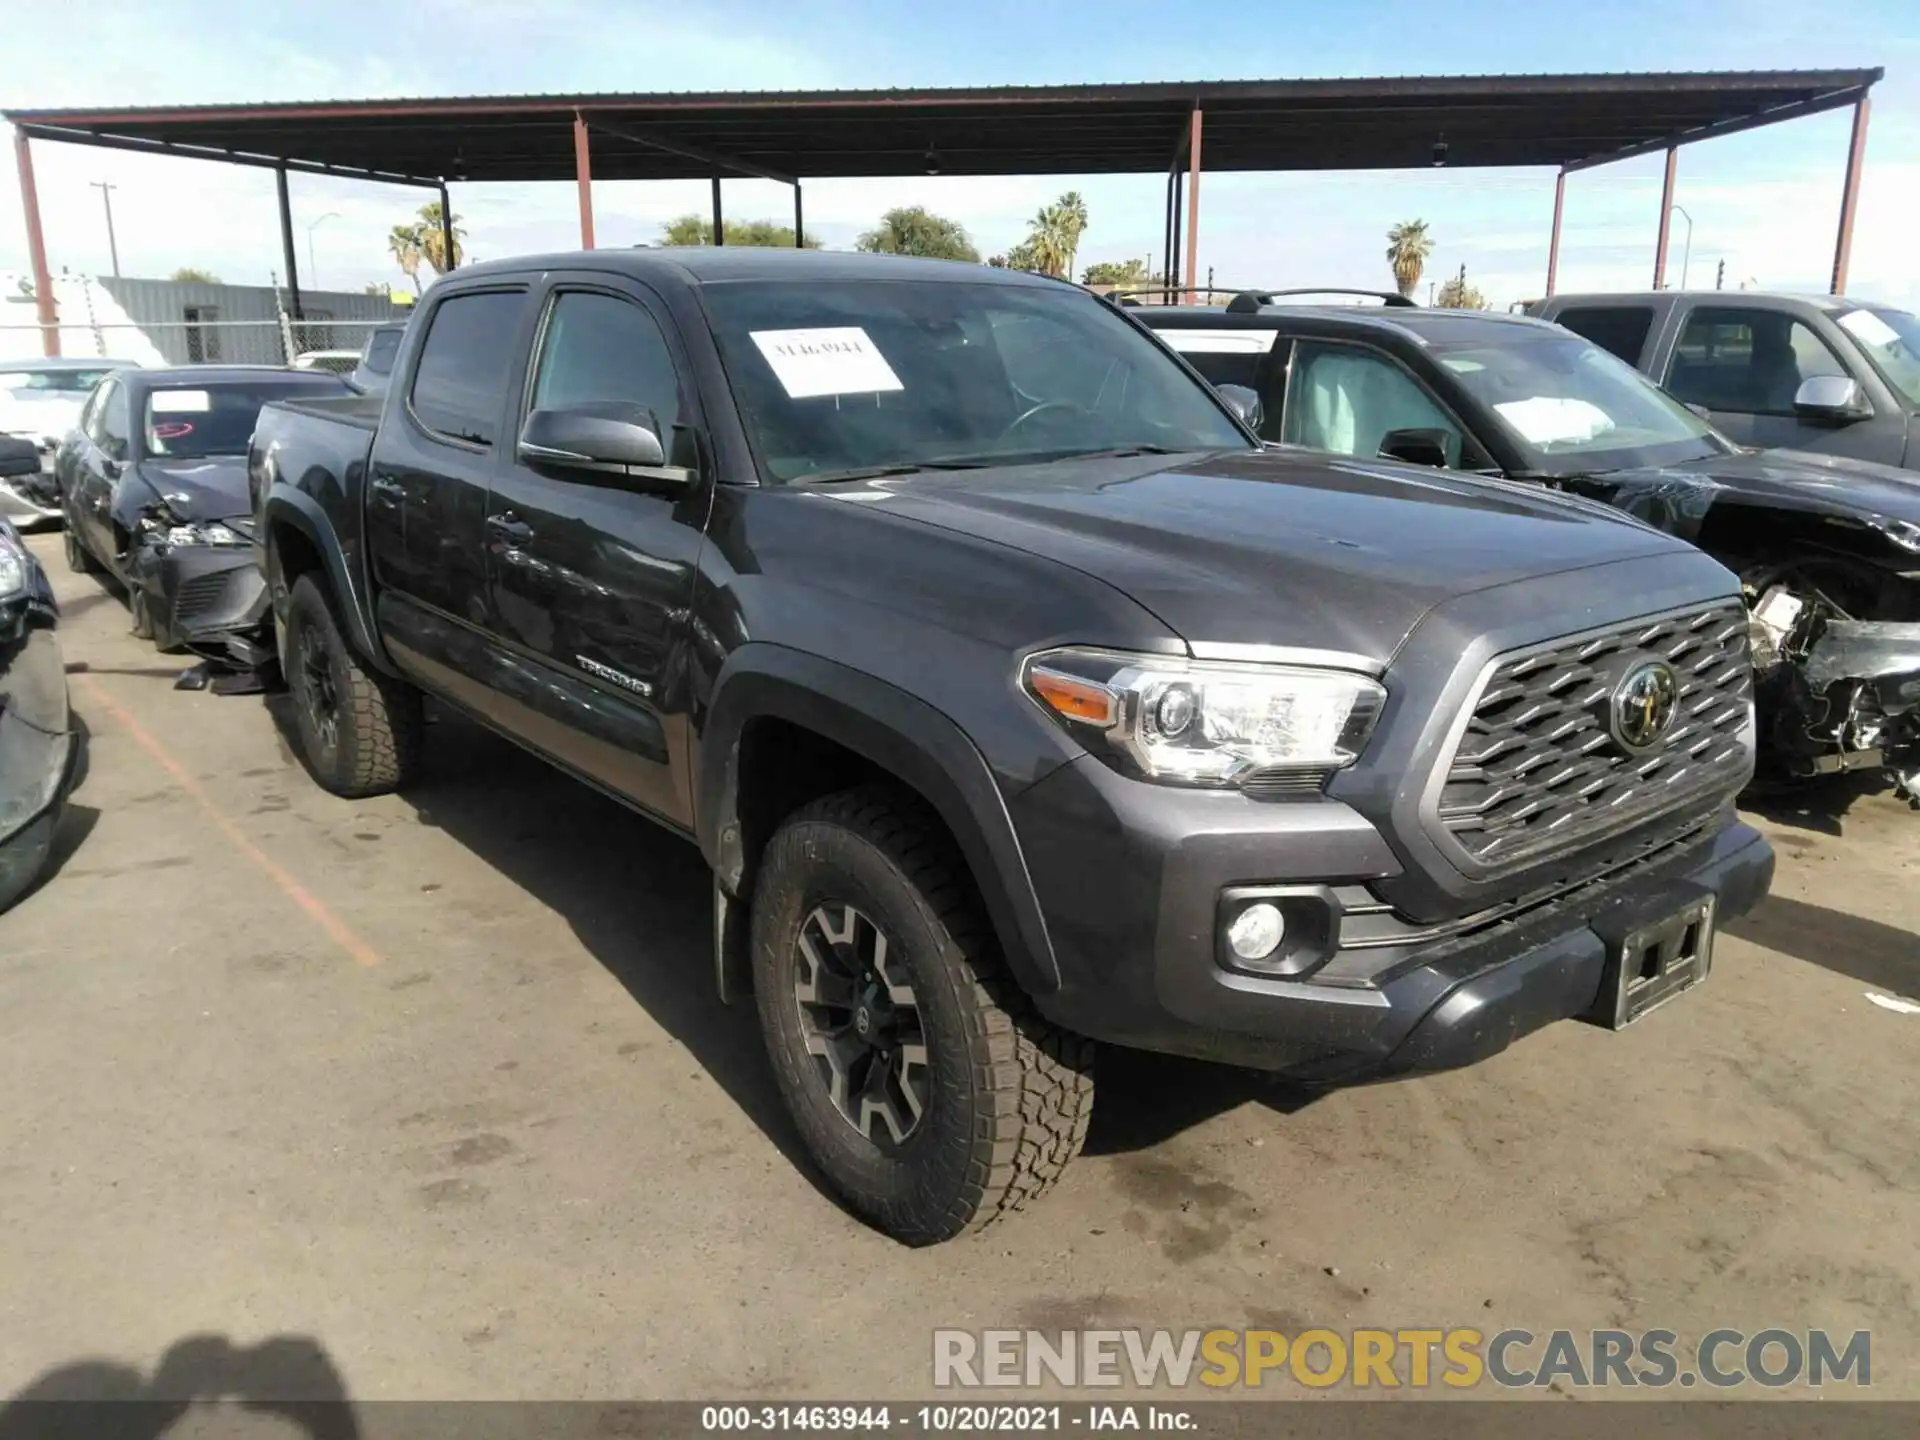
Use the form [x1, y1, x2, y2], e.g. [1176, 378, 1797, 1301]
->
[749, 328, 903, 399]
[1839, 310, 1900, 348]
[151, 389, 212, 413]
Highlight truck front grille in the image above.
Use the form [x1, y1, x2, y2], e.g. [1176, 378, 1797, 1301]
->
[1435, 602, 1751, 871]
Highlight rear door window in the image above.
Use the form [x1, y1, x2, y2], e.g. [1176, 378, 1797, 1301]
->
[407, 290, 528, 445]
[1551, 306, 1655, 366]
[1664, 306, 1851, 417]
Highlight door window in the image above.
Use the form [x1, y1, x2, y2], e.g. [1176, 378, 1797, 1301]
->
[529, 291, 684, 447]
[408, 289, 528, 445]
[1550, 306, 1655, 365]
[1282, 342, 1466, 465]
[96, 381, 129, 460]
[1665, 307, 1850, 417]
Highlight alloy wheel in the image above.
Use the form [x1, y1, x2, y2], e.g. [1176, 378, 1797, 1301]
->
[297, 625, 341, 755]
[792, 902, 929, 1146]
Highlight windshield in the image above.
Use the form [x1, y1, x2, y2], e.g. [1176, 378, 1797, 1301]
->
[143, 379, 348, 459]
[1436, 332, 1724, 474]
[1836, 306, 1920, 407]
[700, 279, 1251, 481]
[0, 368, 113, 396]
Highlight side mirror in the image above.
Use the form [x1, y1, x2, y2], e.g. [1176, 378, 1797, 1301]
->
[1792, 375, 1870, 425]
[517, 403, 690, 484]
[1377, 427, 1452, 469]
[1215, 384, 1264, 432]
[0, 436, 39, 479]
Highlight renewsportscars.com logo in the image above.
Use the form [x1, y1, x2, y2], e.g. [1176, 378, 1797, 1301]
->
[932, 1328, 1872, 1391]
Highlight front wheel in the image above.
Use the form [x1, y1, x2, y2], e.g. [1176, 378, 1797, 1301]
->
[283, 573, 424, 798]
[63, 522, 97, 575]
[750, 786, 1095, 1245]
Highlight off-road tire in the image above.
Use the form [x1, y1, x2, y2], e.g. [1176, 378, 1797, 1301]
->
[751, 784, 1095, 1245]
[284, 572, 424, 798]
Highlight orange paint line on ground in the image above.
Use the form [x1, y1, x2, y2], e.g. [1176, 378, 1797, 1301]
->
[73, 674, 384, 969]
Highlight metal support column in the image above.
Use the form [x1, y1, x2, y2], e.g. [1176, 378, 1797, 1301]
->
[1651, 146, 1676, 290]
[711, 176, 724, 245]
[13, 130, 58, 356]
[573, 110, 596, 249]
[1183, 107, 1204, 299]
[276, 162, 303, 321]
[438, 182, 456, 272]
[1161, 167, 1175, 302]
[1831, 96, 1871, 295]
[793, 183, 804, 248]
[1545, 168, 1566, 297]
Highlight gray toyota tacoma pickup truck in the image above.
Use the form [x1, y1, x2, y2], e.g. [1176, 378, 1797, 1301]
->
[248, 248, 1774, 1244]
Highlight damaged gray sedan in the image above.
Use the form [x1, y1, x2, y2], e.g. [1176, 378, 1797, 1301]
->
[1142, 301, 1920, 805]
[56, 365, 353, 671]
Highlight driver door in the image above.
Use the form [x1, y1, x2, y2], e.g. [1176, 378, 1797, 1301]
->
[1278, 340, 1470, 466]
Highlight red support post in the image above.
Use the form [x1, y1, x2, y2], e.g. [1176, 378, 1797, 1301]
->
[13, 130, 59, 357]
[1182, 108, 1203, 300]
[1652, 146, 1676, 290]
[573, 110, 596, 249]
[1831, 96, 1870, 295]
[1545, 168, 1566, 297]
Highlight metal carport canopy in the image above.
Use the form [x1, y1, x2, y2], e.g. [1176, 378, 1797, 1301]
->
[5, 68, 1883, 352]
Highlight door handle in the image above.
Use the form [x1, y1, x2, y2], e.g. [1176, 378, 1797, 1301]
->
[486, 511, 535, 546]
[368, 474, 405, 501]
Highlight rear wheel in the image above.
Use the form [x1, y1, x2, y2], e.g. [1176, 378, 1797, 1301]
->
[750, 785, 1095, 1245]
[284, 573, 424, 797]
[63, 522, 97, 575]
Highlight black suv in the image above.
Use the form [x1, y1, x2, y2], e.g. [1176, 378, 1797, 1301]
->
[1138, 294, 1920, 803]
[251, 251, 1773, 1242]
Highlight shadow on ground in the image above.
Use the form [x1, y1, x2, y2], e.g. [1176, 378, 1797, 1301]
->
[0, 1333, 358, 1440]
[1740, 771, 1896, 836]
[1729, 893, 1919, 997]
[259, 700, 1286, 1182]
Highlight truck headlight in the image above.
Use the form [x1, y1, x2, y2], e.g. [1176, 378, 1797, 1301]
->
[155, 521, 248, 548]
[1022, 646, 1385, 787]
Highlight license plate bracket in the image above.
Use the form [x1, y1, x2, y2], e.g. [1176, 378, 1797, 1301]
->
[1585, 889, 1716, 1030]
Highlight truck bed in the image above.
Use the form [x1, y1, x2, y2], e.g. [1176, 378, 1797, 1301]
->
[271, 391, 384, 431]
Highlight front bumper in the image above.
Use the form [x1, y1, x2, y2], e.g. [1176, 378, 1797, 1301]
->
[1010, 756, 1773, 1078]
[126, 538, 271, 664]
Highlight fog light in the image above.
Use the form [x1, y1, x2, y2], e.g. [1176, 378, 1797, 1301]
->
[1226, 902, 1285, 962]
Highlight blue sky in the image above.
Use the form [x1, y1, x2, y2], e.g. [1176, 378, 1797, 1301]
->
[3, 0, 1917, 309]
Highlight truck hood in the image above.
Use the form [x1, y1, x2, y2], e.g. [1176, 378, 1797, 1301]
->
[836, 447, 1688, 661]
[130, 457, 252, 523]
[1592, 447, 1920, 541]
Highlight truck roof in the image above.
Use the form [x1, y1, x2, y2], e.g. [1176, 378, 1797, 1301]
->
[441, 247, 1068, 289]
[1143, 303, 1564, 346]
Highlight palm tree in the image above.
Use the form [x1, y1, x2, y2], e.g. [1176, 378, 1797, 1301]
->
[388, 223, 424, 293]
[856, 206, 979, 262]
[1386, 220, 1434, 299]
[1023, 192, 1090, 279]
[416, 202, 467, 274]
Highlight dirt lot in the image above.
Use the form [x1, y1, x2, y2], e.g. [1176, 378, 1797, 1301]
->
[3, 528, 1917, 1404]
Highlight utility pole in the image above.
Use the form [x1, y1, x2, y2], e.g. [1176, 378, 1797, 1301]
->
[89, 181, 121, 278]
[306, 212, 341, 292]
